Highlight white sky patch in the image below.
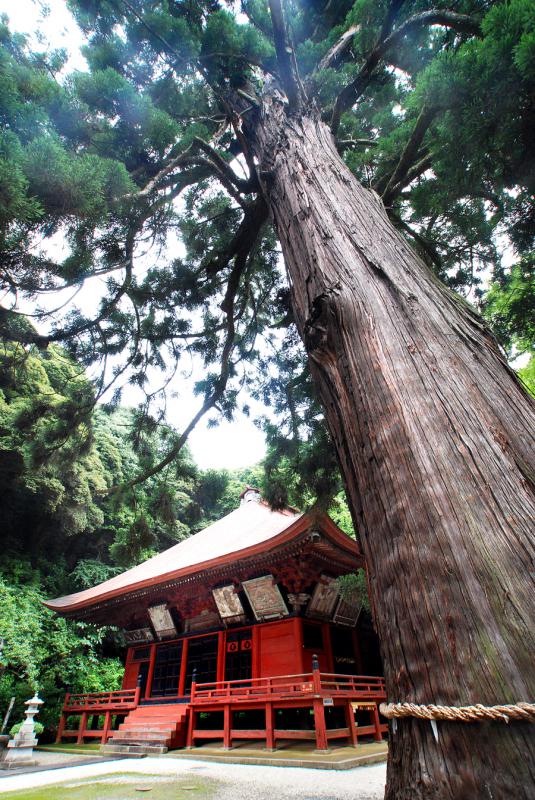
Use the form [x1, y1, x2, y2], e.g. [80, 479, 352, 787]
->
[1, 0, 269, 470]
[0, 0, 88, 72]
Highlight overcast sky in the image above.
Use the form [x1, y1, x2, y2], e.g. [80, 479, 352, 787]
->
[1, 0, 268, 470]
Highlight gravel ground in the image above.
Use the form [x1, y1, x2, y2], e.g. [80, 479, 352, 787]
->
[0, 755, 386, 799]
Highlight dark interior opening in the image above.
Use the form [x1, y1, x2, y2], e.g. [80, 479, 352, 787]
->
[302, 622, 324, 651]
[186, 634, 218, 691]
[150, 641, 183, 697]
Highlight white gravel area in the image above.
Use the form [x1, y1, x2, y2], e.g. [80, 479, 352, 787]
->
[0, 756, 387, 799]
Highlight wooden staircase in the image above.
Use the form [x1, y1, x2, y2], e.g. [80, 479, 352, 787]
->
[101, 703, 190, 755]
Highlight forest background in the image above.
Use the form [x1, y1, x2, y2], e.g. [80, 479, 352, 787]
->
[0, 337, 356, 735]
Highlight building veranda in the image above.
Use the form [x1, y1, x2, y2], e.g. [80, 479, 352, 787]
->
[46, 489, 386, 754]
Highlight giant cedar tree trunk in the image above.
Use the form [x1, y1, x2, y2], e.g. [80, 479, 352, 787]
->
[246, 96, 535, 799]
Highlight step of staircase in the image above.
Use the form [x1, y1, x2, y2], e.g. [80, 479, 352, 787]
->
[102, 703, 190, 752]
[117, 727, 176, 737]
[111, 730, 174, 741]
[101, 743, 168, 755]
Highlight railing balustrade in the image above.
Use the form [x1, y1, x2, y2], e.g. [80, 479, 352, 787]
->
[56, 673, 387, 749]
[63, 688, 140, 712]
[191, 672, 386, 703]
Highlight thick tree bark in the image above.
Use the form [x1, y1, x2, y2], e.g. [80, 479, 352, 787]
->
[246, 96, 535, 799]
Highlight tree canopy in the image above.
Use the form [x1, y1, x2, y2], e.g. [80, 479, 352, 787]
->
[0, 0, 532, 492]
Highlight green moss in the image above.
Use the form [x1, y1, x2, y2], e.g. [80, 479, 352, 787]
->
[0, 773, 215, 800]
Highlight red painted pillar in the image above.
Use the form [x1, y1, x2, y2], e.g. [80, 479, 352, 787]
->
[122, 648, 133, 689]
[186, 709, 195, 748]
[313, 698, 328, 751]
[346, 701, 358, 747]
[312, 653, 328, 751]
[145, 643, 156, 699]
[265, 702, 275, 751]
[179, 638, 189, 697]
[217, 631, 225, 682]
[76, 712, 88, 744]
[223, 704, 231, 750]
[372, 703, 383, 742]
[102, 711, 112, 744]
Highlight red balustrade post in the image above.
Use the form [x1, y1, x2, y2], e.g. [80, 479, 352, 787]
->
[311, 654, 328, 751]
[102, 711, 112, 744]
[186, 669, 197, 749]
[186, 708, 195, 749]
[312, 654, 321, 694]
[223, 703, 231, 750]
[372, 703, 383, 741]
[190, 669, 197, 702]
[265, 702, 275, 751]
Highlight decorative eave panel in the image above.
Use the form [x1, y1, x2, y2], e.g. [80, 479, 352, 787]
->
[242, 575, 289, 621]
[147, 604, 177, 639]
[306, 575, 339, 619]
[212, 585, 247, 626]
[123, 627, 154, 645]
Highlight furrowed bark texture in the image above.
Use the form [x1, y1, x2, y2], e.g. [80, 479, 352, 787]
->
[246, 98, 535, 799]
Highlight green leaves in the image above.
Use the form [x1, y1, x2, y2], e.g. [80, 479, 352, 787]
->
[0, 568, 123, 732]
[483, 254, 535, 355]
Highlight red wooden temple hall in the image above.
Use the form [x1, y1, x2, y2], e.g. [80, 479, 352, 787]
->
[46, 488, 386, 753]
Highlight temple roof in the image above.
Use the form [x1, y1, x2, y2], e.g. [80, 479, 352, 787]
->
[45, 495, 361, 617]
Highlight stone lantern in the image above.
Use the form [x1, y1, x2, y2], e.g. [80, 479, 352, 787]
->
[0, 694, 43, 769]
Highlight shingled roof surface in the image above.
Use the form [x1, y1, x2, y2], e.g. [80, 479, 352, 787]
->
[45, 500, 302, 613]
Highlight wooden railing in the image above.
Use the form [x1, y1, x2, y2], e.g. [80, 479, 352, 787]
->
[191, 672, 386, 704]
[56, 688, 141, 745]
[187, 671, 387, 751]
[63, 688, 140, 712]
[317, 673, 386, 698]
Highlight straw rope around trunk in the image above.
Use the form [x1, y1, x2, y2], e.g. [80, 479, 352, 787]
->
[379, 702, 535, 723]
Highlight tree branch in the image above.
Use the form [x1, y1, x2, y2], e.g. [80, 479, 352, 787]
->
[203, 196, 269, 276]
[317, 24, 360, 73]
[108, 196, 268, 490]
[390, 212, 442, 271]
[268, 0, 303, 111]
[114, 244, 254, 491]
[385, 152, 433, 203]
[336, 137, 379, 153]
[377, 105, 437, 201]
[191, 137, 257, 194]
[331, 10, 481, 134]
[378, 0, 407, 42]
[128, 137, 257, 210]
[0, 230, 136, 348]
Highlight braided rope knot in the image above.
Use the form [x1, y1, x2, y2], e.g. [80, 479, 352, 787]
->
[379, 701, 535, 723]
